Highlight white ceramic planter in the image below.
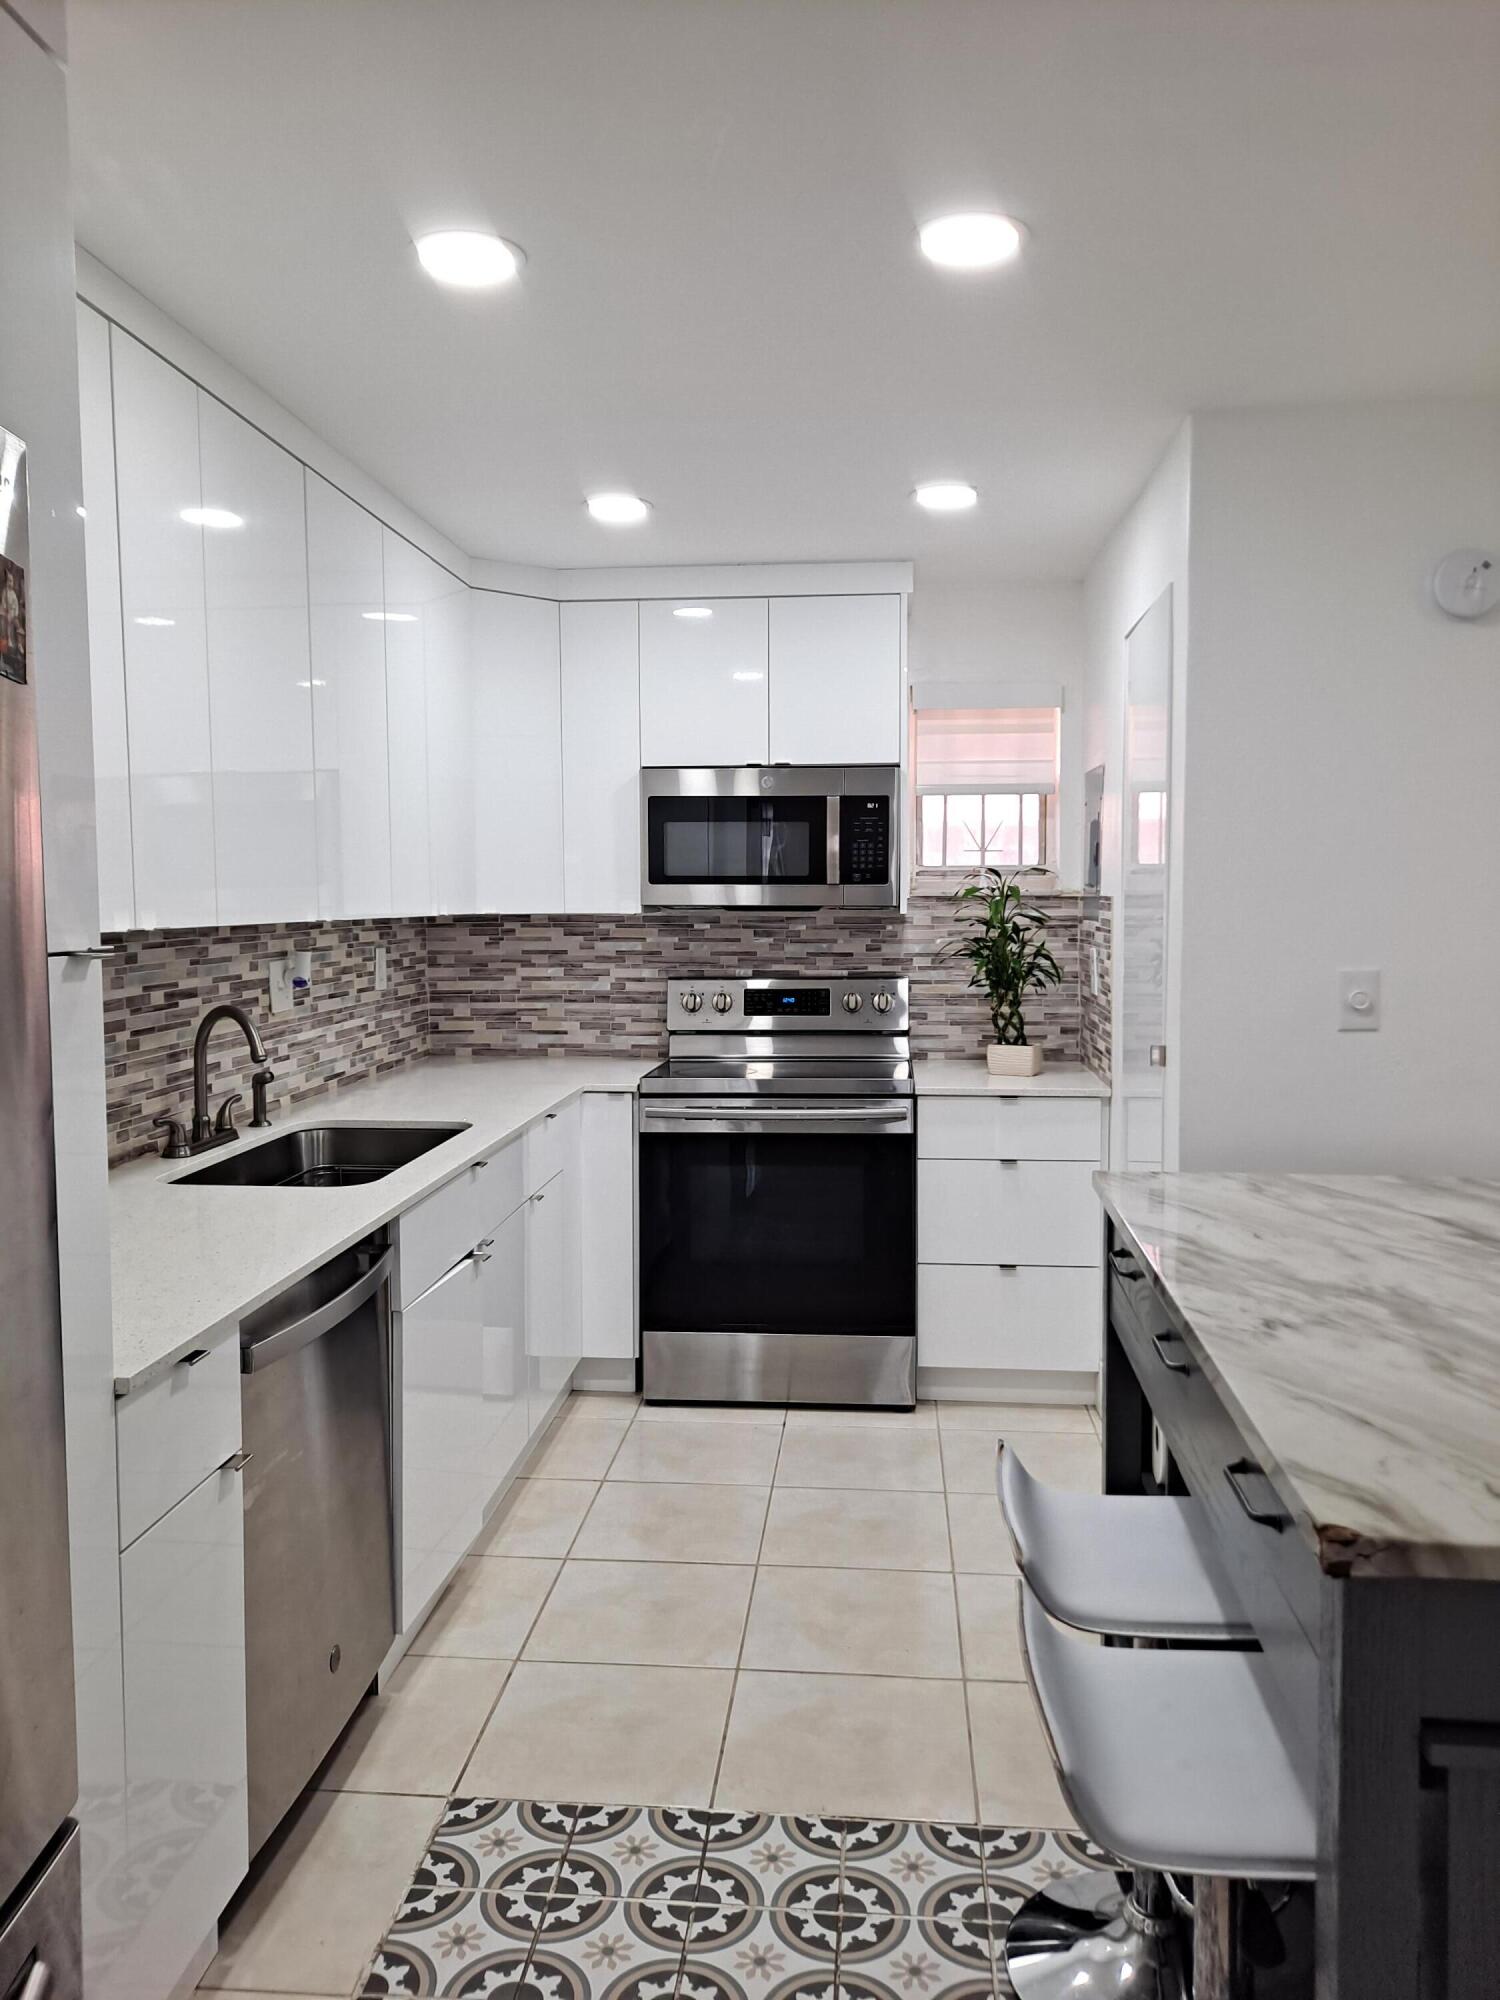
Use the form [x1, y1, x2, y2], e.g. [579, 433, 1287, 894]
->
[986, 1043, 1044, 1077]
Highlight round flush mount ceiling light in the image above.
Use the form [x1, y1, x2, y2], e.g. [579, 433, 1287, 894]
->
[362, 610, 418, 622]
[415, 230, 523, 288]
[918, 212, 1024, 270]
[587, 491, 651, 525]
[673, 605, 713, 619]
[914, 480, 978, 513]
[181, 505, 243, 529]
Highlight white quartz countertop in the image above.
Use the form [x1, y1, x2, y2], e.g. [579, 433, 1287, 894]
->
[108, 1056, 653, 1395]
[913, 1059, 1110, 1098]
[1097, 1171, 1500, 1581]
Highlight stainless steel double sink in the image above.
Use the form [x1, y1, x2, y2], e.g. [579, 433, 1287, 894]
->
[172, 1123, 469, 1189]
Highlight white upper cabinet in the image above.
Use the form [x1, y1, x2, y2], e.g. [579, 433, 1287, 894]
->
[111, 330, 217, 928]
[769, 593, 903, 766]
[382, 530, 435, 916]
[639, 597, 769, 766]
[561, 599, 640, 913]
[472, 590, 564, 913]
[306, 472, 392, 919]
[424, 564, 475, 917]
[76, 305, 135, 933]
[198, 395, 317, 923]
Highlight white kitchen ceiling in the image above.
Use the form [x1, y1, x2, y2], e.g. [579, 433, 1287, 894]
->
[67, 0, 1500, 583]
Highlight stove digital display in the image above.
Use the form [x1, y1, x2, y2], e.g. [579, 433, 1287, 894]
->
[744, 989, 831, 1017]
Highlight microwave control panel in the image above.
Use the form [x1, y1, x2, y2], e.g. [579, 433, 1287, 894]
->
[839, 794, 891, 884]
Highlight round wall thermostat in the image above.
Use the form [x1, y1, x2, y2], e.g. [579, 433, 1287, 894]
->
[1432, 550, 1498, 620]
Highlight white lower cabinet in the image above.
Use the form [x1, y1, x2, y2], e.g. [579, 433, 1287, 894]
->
[580, 1093, 636, 1360]
[117, 1462, 248, 1997]
[918, 1264, 1100, 1372]
[526, 1171, 572, 1429]
[918, 1159, 1101, 1268]
[399, 1248, 486, 1631]
[479, 1200, 530, 1502]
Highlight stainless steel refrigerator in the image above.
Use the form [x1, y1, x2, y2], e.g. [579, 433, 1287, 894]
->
[0, 425, 83, 1992]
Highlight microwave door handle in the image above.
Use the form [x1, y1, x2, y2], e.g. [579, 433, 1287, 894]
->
[828, 793, 841, 887]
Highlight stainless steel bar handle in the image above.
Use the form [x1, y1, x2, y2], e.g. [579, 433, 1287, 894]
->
[1224, 1459, 1286, 1532]
[1151, 1329, 1191, 1375]
[46, 943, 122, 958]
[19, 1961, 52, 2000]
[646, 1105, 910, 1125]
[240, 1248, 393, 1373]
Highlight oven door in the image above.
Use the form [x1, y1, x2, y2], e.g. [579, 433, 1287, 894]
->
[641, 768, 840, 907]
[638, 1098, 916, 1407]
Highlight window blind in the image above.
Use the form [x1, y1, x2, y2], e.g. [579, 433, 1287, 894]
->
[914, 706, 1059, 794]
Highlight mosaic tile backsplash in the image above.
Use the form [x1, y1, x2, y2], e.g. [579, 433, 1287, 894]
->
[1079, 899, 1112, 1083]
[103, 895, 1108, 1164]
[103, 920, 429, 1163]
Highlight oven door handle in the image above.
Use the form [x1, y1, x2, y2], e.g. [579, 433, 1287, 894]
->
[643, 1104, 912, 1131]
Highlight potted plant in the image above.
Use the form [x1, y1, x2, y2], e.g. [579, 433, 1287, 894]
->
[940, 866, 1062, 1076]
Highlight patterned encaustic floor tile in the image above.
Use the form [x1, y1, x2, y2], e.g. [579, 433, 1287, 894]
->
[360, 1803, 1119, 1998]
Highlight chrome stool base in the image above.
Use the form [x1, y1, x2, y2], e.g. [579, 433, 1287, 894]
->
[1004, 1869, 1189, 2000]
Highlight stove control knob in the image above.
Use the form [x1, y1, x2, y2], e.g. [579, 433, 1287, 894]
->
[841, 992, 863, 1013]
[872, 989, 895, 1014]
[711, 989, 734, 1014]
[679, 990, 704, 1014]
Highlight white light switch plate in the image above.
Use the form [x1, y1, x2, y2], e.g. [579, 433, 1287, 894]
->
[1338, 968, 1381, 1032]
[268, 956, 295, 1016]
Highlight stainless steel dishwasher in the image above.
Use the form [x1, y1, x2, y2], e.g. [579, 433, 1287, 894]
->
[239, 1232, 396, 1855]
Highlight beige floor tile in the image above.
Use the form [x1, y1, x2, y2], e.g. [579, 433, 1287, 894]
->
[945, 1490, 1017, 1574]
[473, 1478, 598, 1558]
[633, 1401, 785, 1427]
[525, 1418, 631, 1479]
[969, 1679, 1077, 1829]
[561, 1391, 642, 1422]
[939, 1428, 1004, 1495]
[407, 1555, 560, 1658]
[781, 1402, 938, 1433]
[463, 1660, 732, 1806]
[774, 1428, 943, 1492]
[994, 1430, 1102, 1493]
[525, 1559, 754, 1668]
[201, 1789, 437, 1992]
[717, 1671, 975, 1821]
[607, 1418, 783, 1487]
[573, 1480, 769, 1564]
[1089, 1406, 1103, 1439]
[761, 1486, 952, 1572]
[955, 1573, 1025, 1680]
[936, 1400, 1096, 1434]
[316, 1654, 509, 1797]
[742, 1566, 961, 1679]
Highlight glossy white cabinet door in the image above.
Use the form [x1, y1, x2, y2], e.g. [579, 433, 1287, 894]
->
[472, 590, 564, 912]
[305, 471, 393, 918]
[580, 1094, 636, 1360]
[561, 599, 640, 912]
[639, 597, 769, 765]
[198, 393, 317, 922]
[918, 1159, 1103, 1267]
[424, 565, 475, 916]
[917, 1263, 1101, 1371]
[526, 1174, 571, 1432]
[769, 594, 903, 766]
[917, 1096, 1105, 1162]
[478, 1200, 529, 1512]
[382, 530, 435, 916]
[119, 1462, 248, 1998]
[399, 1251, 484, 1632]
[75, 305, 135, 932]
[111, 330, 216, 926]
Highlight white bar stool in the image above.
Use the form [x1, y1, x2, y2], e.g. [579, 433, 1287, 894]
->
[993, 1441, 1315, 1999]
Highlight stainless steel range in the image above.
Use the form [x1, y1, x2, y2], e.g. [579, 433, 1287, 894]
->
[639, 975, 916, 1408]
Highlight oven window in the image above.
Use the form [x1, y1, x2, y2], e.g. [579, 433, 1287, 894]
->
[639, 1132, 915, 1337]
[647, 797, 827, 886]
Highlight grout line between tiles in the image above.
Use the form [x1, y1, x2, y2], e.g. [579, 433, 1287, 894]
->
[708, 1419, 782, 1808]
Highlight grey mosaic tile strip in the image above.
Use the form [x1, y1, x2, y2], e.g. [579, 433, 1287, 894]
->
[1078, 900, 1112, 1084]
[102, 918, 429, 1163]
[360, 1802, 1118, 1999]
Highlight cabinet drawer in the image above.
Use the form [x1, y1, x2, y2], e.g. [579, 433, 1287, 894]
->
[400, 1168, 480, 1305]
[525, 1096, 578, 1197]
[919, 1095, 1103, 1162]
[919, 1160, 1102, 1267]
[919, 1264, 1101, 1371]
[477, 1134, 526, 1236]
[117, 1333, 240, 1549]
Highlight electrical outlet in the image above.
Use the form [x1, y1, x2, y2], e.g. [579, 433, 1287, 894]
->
[374, 944, 388, 993]
[268, 957, 295, 1016]
[1338, 968, 1381, 1032]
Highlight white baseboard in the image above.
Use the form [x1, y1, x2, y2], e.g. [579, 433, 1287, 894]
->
[917, 1366, 1098, 1406]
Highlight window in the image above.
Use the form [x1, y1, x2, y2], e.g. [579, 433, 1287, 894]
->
[1133, 788, 1166, 867]
[913, 704, 1058, 871]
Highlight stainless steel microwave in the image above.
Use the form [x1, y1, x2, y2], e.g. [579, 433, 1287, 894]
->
[641, 766, 900, 909]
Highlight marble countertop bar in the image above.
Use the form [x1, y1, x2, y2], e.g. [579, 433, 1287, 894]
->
[1097, 1171, 1500, 1581]
[109, 1055, 653, 1395]
[913, 1059, 1110, 1098]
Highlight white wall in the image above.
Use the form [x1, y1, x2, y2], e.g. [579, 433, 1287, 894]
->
[1082, 424, 1191, 1159]
[908, 581, 1087, 885]
[1177, 399, 1500, 1173]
